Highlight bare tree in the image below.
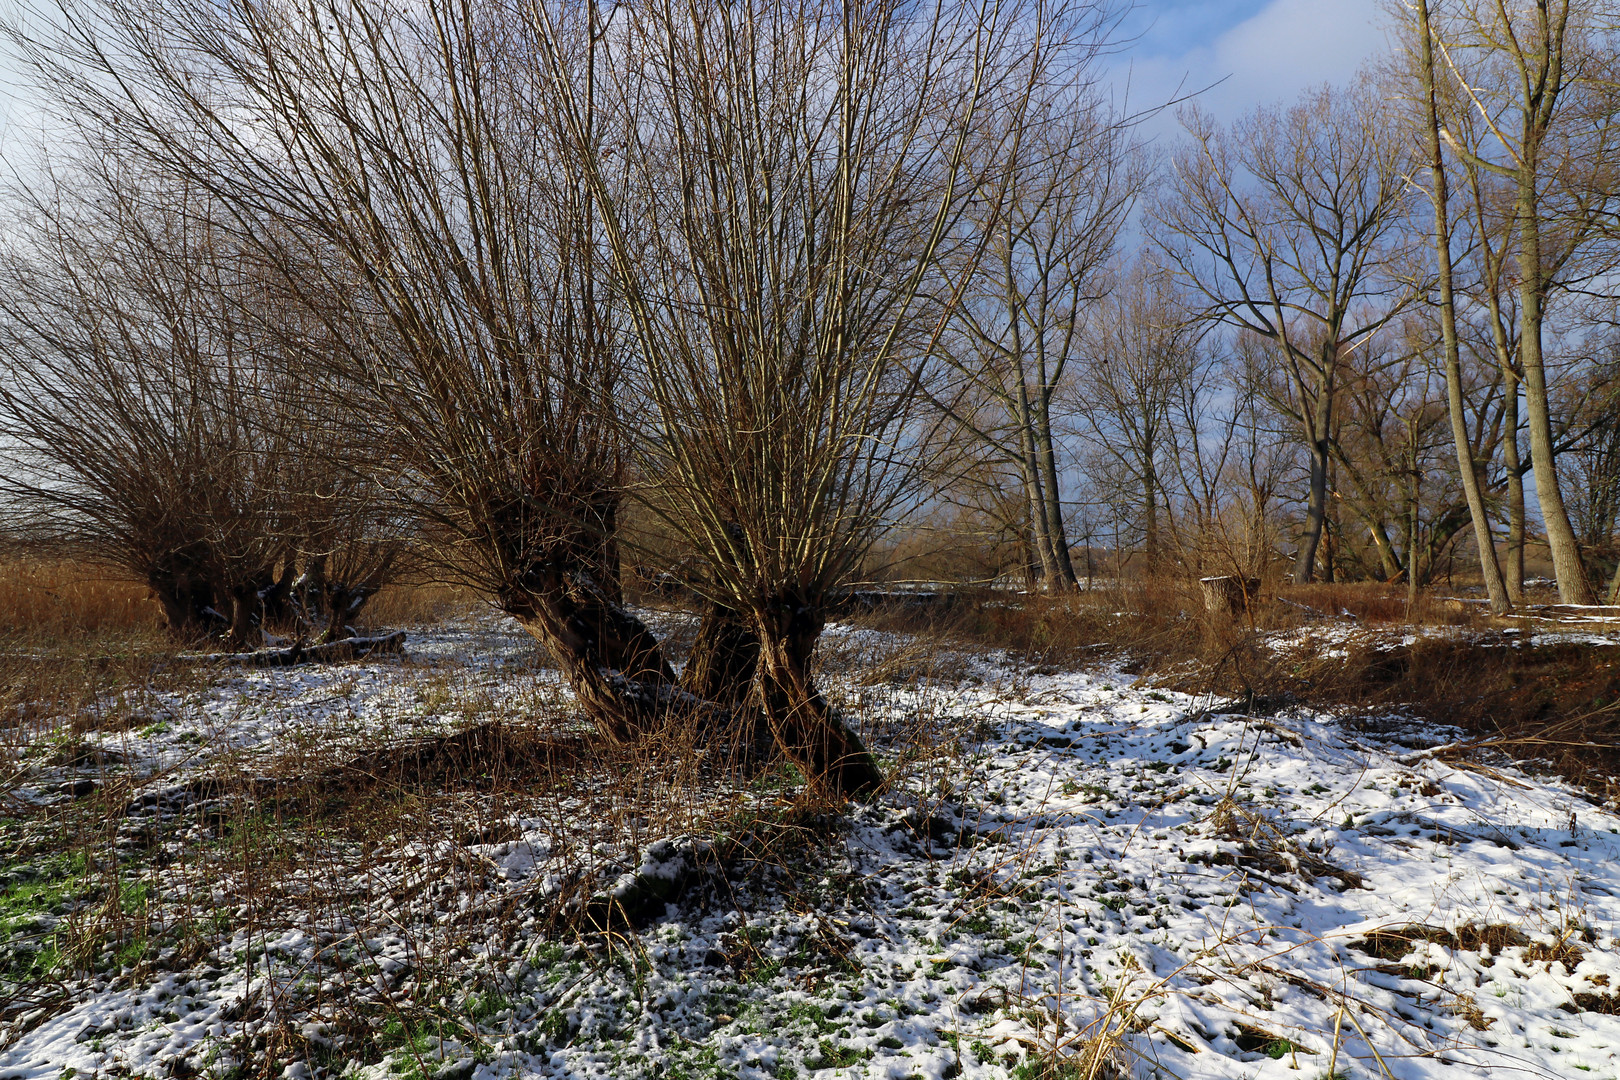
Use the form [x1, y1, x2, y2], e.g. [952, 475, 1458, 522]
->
[1396, 0, 1515, 611]
[0, 166, 400, 646]
[1562, 345, 1620, 597]
[1071, 264, 1203, 568]
[1417, 0, 1620, 603]
[1151, 85, 1422, 584]
[4, 0, 689, 737]
[938, 71, 1145, 590]
[1161, 334, 1290, 583]
[534, 0, 1100, 794]
[1329, 322, 1480, 597]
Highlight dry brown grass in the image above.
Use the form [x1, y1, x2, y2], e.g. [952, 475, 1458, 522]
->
[0, 571, 970, 1075]
[0, 560, 184, 791]
[1, 670, 959, 1076]
[0, 560, 479, 775]
[359, 576, 486, 628]
[0, 557, 163, 637]
[0, 555, 489, 637]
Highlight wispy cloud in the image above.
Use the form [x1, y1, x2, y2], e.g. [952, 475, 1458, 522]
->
[1108, 0, 1390, 134]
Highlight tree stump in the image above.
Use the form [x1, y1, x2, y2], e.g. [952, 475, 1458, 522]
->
[1200, 575, 1259, 616]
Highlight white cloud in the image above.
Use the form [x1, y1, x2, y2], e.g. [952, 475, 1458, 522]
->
[1108, 0, 1391, 136]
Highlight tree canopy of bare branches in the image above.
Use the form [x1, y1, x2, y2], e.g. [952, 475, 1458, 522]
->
[531, 0, 1119, 793]
[0, 164, 402, 647]
[1151, 85, 1423, 584]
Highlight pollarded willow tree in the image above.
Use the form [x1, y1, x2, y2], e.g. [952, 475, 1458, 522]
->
[0, 165, 401, 647]
[5, 0, 684, 736]
[534, 0, 1101, 795]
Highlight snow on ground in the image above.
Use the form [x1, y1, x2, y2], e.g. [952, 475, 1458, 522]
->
[4, 611, 1620, 1079]
[1263, 619, 1620, 660]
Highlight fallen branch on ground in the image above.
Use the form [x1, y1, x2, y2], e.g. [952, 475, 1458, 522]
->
[184, 631, 407, 667]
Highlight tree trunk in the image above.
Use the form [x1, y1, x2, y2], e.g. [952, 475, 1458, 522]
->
[149, 561, 225, 641]
[1517, 170, 1595, 603]
[682, 600, 759, 705]
[1368, 518, 1404, 582]
[1505, 386, 1526, 602]
[260, 559, 297, 630]
[755, 595, 882, 800]
[1016, 384, 1062, 589]
[1406, 479, 1422, 608]
[503, 566, 678, 744]
[1019, 519, 1039, 589]
[1142, 458, 1160, 567]
[1295, 437, 1330, 584]
[224, 585, 264, 651]
[316, 583, 373, 644]
[1034, 393, 1078, 588]
[1294, 358, 1336, 585]
[1414, 0, 1513, 614]
[1199, 575, 1257, 616]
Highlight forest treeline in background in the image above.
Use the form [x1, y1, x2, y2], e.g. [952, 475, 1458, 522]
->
[1, 0, 1619, 794]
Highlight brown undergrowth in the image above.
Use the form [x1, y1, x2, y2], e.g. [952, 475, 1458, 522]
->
[0, 599, 967, 1076]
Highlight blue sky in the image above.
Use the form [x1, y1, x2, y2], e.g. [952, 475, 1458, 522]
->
[1105, 0, 1390, 132]
[1120, 0, 1278, 58]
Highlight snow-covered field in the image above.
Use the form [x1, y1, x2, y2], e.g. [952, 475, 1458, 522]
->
[3, 610, 1619, 1080]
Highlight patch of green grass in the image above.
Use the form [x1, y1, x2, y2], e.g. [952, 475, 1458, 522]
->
[959, 911, 992, 933]
[0, 852, 103, 983]
[1265, 1038, 1302, 1059]
[787, 1002, 833, 1031]
[465, 989, 508, 1024]
[0, 851, 91, 918]
[805, 1038, 871, 1069]
[1010, 1057, 1087, 1079]
[536, 1008, 573, 1047]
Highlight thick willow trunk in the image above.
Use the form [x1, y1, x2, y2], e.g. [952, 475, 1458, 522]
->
[755, 597, 882, 799]
[150, 576, 221, 641]
[1294, 351, 1337, 585]
[148, 547, 227, 641]
[259, 560, 297, 629]
[315, 583, 376, 644]
[503, 566, 677, 744]
[682, 600, 759, 704]
[224, 584, 264, 651]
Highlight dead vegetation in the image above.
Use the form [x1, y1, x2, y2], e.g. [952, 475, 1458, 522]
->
[0, 583, 977, 1075]
[4, 563, 1619, 1075]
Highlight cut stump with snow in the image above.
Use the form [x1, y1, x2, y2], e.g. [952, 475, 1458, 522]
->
[1200, 575, 1260, 616]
